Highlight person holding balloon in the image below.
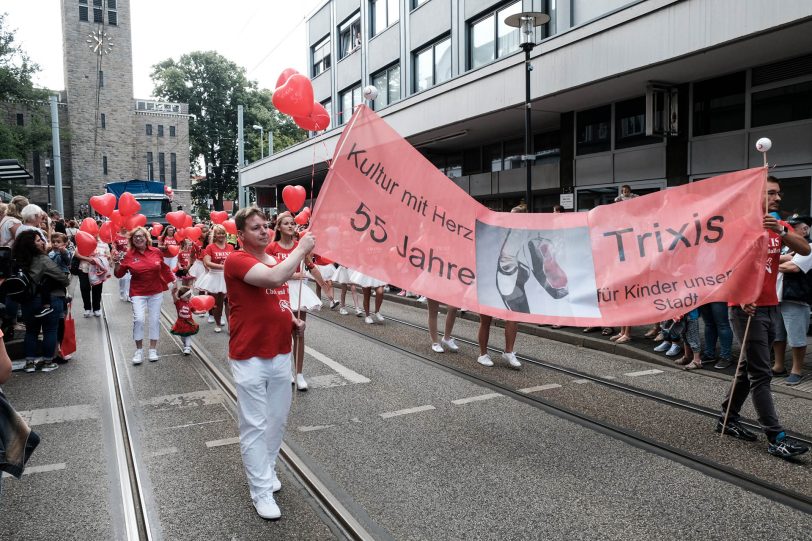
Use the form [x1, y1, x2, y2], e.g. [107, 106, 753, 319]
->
[74, 223, 112, 318]
[114, 223, 132, 301]
[194, 224, 233, 333]
[112, 226, 174, 364]
[170, 284, 198, 355]
[158, 225, 180, 270]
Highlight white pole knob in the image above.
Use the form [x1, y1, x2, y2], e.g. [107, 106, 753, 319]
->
[755, 137, 772, 152]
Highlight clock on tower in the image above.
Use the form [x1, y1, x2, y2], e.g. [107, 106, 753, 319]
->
[86, 29, 114, 55]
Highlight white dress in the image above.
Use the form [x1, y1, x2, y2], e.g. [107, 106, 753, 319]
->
[287, 279, 322, 312]
[188, 259, 206, 279]
[195, 268, 226, 293]
[348, 269, 386, 288]
[333, 266, 352, 284]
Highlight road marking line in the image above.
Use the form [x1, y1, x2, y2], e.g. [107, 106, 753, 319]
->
[519, 384, 562, 393]
[17, 404, 98, 426]
[624, 369, 664, 377]
[451, 393, 502, 405]
[149, 447, 179, 458]
[3, 462, 67, 478]
[602, 376, 617, 380]
[141, 390, 224, 408]
[305, 346, 370, 383]
[571, 379, 590, 384]
[161, 418, 229, 431]
[380, 405, 435, 419]
[205, 437, 240, 448]
[298, 425, 335, 432]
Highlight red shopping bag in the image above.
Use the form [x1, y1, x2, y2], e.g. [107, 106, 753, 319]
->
[61, 305, 76, 357]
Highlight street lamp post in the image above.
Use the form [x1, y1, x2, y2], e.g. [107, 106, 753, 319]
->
[252, 125, 264, 159]
[505, 11, 549, 213]
[44, 159, 52, 211]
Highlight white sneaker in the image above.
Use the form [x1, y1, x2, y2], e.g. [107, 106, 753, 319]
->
[477, 354, 494, 367]
[272, 474, 282, 493]
[355, 308, 364, 317]
[207, 315, 214, 323]
[94, 310, 102, 317]
[132, 350, 143, 365]
[431, 343, 444, 353]
[417, 296, 427, 303]
[253, 492, 281, 520]
[339, 307, 349, 315]
[653, 341, 671, 353]
[364, 316, 374, 324]
[182, 346, 191, 355]
[502, 351, 521, 369]
[374, 312, 384, 322]
[83, 310, 91, 318]
[665, 343, 683, 357]
[296, 373, 308, 391]
[220, 318, 226, 326]
[119, 293, 126, 301]
[214, 326, 222, 333]
[440, 337, 459, 352]
[148, 349, 159, 362]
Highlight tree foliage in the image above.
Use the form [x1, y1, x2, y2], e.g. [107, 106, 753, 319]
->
[151, 50, 306, 213]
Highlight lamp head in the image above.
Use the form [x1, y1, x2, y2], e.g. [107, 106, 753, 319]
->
[504, 12, 550, 48]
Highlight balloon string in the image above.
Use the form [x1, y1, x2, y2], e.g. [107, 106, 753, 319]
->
[296, 260, 304, 321]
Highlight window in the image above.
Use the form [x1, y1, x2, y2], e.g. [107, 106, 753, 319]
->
[98, 70, 104, 87]
[502, 139, 524, 170]
[576, 105, 611, 155]
[339, 14, 361, 60]
[371, 0, 399, 37]
[158, 125, 164, 137]
[312, 37, 331, 76]
[146, 124, 153, 136]
[751, 80, 812, 128]
[108, 0, 118, 25]
[158, 152, 166, 182]
[169, 125, 176, 137]
[103, 155, 108, 175]
[413, 0, 429, 8]
[79, 0, 88, 21]
[414, 37, 451, 92]
[93, 0, 103, 23]
[16, 113, 24, 126]
[147, 152, 154, 180]
[340, 84, 362, 124]
[321, 99, 332, 129]
[371, 64, 400, 110]
[170, 153, 177, 188]
[614, 97, 660, 149]
[692, 72, 745, 136]
[469, 2, 521, 69]
[100, 113, 106, 129]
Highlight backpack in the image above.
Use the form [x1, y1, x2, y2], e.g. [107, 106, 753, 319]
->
[2, 266, 38, 302]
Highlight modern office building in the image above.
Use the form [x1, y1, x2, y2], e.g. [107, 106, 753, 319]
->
[243, 0, 812, 215]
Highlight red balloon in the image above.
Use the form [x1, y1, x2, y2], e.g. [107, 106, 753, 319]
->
[75, 231, 97, 257]
[110, 209, 123, 228]
[174, 230, 185, 242]
[275, 68, 299, 89]
[210, 211, 228, 225]
[293, 102, 330, 131]
[183, 214, 193, 228]
[166, 210, 187, 229]
[89, 193, 116, 217]
[166, 245, 180, 257]
[294, 210, 310, 225]
[79, 217, 99, 237]
[125, 213, 147, 230]
[272, 74, 314, 118]
[281, 185, 306, 213]
[184, 227, 202, 241]
[151, 222, 164, 235]
[222, 219, 237, 235]
[99, 221, 115, 244]
[189, 294, 215, 313]
[118, 192, 141, 217]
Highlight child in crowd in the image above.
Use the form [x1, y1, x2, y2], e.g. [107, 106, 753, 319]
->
[653, 318, 684, 358]
[678, 309, 703, 370]
[177, 239, 193, 275]
[170, 285, 198, 355]
[38, 233, 73, 318]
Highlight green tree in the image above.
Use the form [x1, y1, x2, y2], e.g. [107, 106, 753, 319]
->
[151, 51, 306, 213]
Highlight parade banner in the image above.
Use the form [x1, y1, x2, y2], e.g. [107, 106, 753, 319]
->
[310, 106, 767, 326]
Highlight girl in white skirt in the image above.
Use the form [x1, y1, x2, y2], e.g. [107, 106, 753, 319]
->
[266, 212, 321, 391]
[307, 254, 339, 309]
[158, 225, 179, 270]
[348, 269, 386, 325]
[334, 265, 363, 316]
[194, 224, 233, 332]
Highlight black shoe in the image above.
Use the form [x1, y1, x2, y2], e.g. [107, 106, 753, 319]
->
[53, 355, 69, 365]
[35, 306, 54, 319]
[768, 433, 809, 459]
[714, 357, 734, 370]
[715, 419, 758, 441]
[700, 353, 716, 367]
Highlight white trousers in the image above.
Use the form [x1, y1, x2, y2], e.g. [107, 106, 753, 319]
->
[118, 271, 131, 298]
[132, 293, 163, 342]
[229, 354, 292, 502]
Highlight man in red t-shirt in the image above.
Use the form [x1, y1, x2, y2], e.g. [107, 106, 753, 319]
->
[223, 207, 315, 520]
[719, 176, 810, 459]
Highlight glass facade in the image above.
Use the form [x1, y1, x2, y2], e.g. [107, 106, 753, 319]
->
[372, 64, 400, 110]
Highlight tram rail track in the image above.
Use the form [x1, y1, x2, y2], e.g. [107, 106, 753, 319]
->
[312, 311, 812, 515]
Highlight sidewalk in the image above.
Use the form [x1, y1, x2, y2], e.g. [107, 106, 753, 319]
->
[381, 291, 812, 399]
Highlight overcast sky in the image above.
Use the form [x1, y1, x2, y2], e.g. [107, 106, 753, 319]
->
[4, 0, 326, 97]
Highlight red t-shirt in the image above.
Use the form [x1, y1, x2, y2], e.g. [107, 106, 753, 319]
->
[204, 243, 234, 266]
[115, 246, 165, 297]
[178, 249, 192, 270]
[264, 240, 296, 261]
[224, 250, 292, 360]
[113, 233, 129, 252]
[161, 236, 179, 257]
[755, 221, 790, 306]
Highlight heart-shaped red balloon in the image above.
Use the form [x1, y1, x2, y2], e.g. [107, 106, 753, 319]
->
[183, 214, 193, 228]
[110, 210, 123, 228]
[281, 185, 306, 213]
[99, 221, 115, 244]
[275, 68, 299, 89]
[166, 245, 180, 257]
[166, 211, 187, 229]
[118, 192, 141, 217]
[293, 102, 330, 132]
[294, 208, 310, 225]
[80, 217, 99, 237]
[90, 193, 117, 217]
[150, 224, 163, 237]
[189, 294, 216, 312]
[174, 230, 185, 242]
[75, 231, 97, 257]
[125, 213, 147, 230]
[210, 210, 228, 224]
[184, 227, 202, 241]
[222, 219, 237, 235]
[272, 74, 314, 118]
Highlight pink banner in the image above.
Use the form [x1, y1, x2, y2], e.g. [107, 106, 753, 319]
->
[311, 106, 767, 326]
